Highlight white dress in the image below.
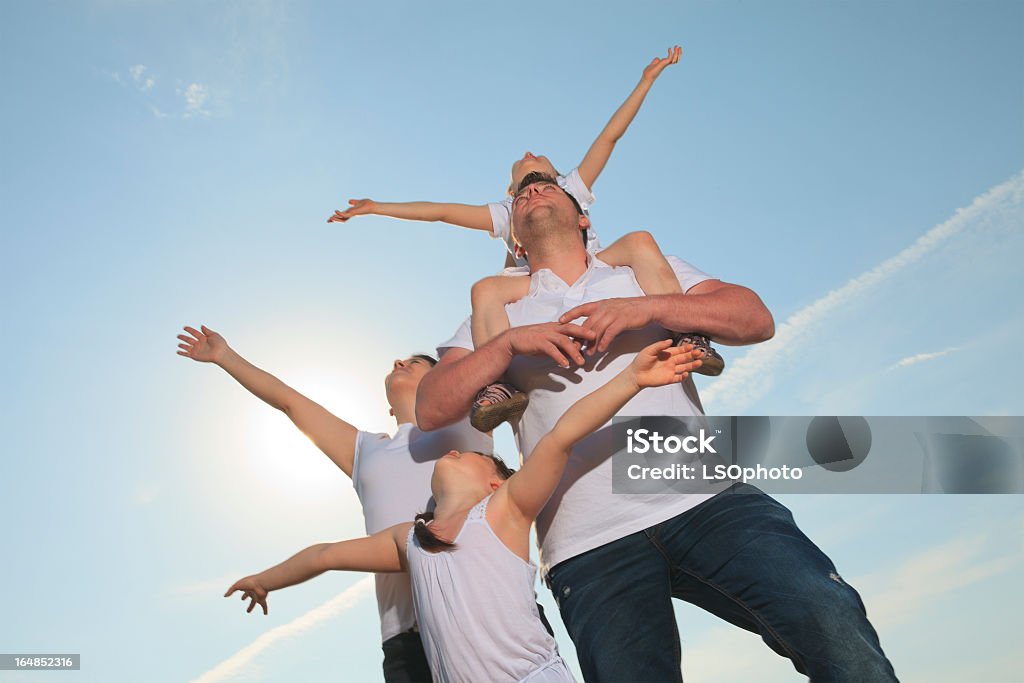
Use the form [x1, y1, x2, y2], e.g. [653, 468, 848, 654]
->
[406, 495, 575, 683]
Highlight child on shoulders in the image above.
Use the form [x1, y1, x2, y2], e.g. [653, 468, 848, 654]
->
[328, 46, 725, 431]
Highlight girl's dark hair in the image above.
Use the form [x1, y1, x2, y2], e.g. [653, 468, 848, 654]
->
[412, 512, 454, 552]
[413, 452, 516, 553]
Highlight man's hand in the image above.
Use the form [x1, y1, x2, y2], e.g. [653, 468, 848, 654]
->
[558, 297, 657, 355]
[327, 198, 377, 223]
[642, 45, 682, 84]
[177, 325, 229, 364]
[225, 575, 270, 615]
[502, 322, 597, 368]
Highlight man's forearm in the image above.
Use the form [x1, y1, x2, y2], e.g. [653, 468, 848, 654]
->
[415, 336, 515, 431]
[649, 286, 775, 346]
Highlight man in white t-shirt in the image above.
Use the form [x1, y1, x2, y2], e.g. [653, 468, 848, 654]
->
[415, 175, 898, 682]
[177, 325, 492, 682]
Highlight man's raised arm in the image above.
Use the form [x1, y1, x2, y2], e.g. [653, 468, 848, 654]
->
[415, 322, 597, 431]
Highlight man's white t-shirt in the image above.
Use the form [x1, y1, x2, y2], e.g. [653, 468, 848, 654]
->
[352, 419, 493, 642]
[438, 256, 732, 575]
[488, 168, 601, 267]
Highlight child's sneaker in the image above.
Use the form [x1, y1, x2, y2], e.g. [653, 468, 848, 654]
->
[471, 383, 530, 432]
[674, 333, 725, 376]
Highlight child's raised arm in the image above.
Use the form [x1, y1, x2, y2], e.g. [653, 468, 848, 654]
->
[501, 339, 701, 522]
[577, 45, 682, 190]
[224, 524, 410, 615]
[327, 198, 493, 233]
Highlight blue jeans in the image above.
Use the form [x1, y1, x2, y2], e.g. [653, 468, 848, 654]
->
[544, 484, 898, 682]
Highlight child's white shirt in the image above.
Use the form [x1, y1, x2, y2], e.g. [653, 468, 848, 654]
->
[488, 168, 601, 267]
[406, 495, 574, 682]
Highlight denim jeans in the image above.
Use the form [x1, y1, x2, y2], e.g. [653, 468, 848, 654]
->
[381, 631, 432, 683]
[544, 483, 898, 682]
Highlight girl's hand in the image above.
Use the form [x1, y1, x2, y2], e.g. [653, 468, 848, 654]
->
[641, 45, 682, 84]
[327, 198, 377, 223]
[225, 576, 270, 615]
[177, 325, 228, 364]
[630, 339, 702, 388]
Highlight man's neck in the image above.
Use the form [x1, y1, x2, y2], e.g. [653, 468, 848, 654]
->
[528, 244, 589, 285]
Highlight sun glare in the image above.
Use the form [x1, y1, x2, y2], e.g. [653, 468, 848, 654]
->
[238, 370, 390, 505]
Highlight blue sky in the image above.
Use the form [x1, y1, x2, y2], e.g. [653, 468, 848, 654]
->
[1, 1, 1022, 681]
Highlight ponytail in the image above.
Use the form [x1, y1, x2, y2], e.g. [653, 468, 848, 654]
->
[412, 451, 514, 553]
[413, 512, 456, 552]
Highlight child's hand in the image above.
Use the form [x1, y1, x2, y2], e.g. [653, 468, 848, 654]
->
[177, 325, 228, 364]
[629, 339, 702, 388]
[225, 576, 270, 615]
[641, 45, 682, 84]
[327, 198, 377, 223]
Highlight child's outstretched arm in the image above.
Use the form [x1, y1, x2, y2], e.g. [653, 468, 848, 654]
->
[501, 339, 701, 522]
[328, 198, 493, 233]
[177, 325, 359, 477]
[577, 45, 682, 189]
[224, 524, 410, 615]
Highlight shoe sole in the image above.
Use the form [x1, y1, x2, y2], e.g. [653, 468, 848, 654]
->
[471, 392, 530, 432]
[693, 352, 724, 376]
[674, 334, 726, 377]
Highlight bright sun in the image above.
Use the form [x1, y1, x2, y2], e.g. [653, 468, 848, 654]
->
[238, 371, 389, 504]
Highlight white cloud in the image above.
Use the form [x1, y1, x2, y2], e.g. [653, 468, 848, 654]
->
[178, 82, 210, 117]
[110, 64, 215, 118]
[890, 347, 959, 370]
[127, 64, 154, 91]
[856, 531, 1022, 628]
[191, 576, 374, 683]
[701, 171, 1024, 413]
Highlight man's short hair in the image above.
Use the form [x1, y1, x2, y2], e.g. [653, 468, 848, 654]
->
[513, 172, 588, 253]
[516, 172, 584, 216]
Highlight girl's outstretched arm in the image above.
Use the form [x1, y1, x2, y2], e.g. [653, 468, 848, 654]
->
[328, 198, 493, 233]
[224, 524, 410, 615]
[577, 45, 682, 189]
[500, 339, 701, 522]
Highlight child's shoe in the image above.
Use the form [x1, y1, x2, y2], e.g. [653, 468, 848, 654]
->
[673, 333, 725, 376]
[471, 383, 529, 432]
